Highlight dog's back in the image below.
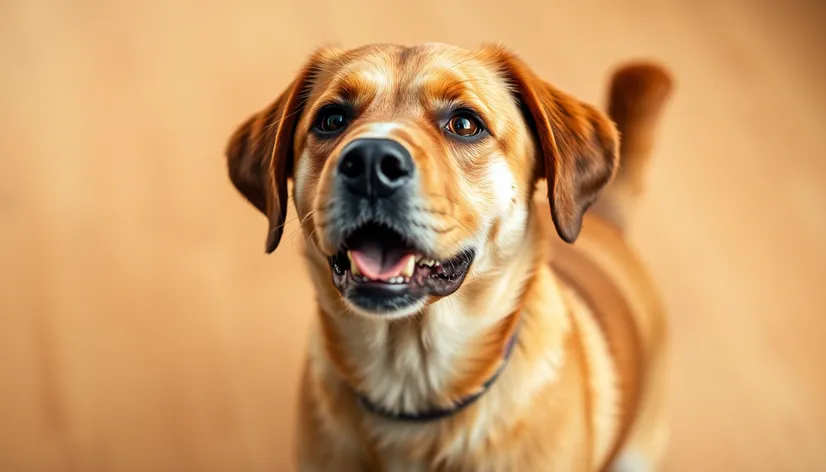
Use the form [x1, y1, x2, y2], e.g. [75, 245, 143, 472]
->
[547, 63, 674, 470]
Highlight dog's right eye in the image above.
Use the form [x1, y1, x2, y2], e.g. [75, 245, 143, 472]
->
[314, 106, 349, 134]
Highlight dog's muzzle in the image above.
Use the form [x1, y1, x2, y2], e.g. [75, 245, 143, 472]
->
[322, 137, 475, 315]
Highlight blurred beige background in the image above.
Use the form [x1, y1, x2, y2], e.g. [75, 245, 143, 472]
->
[1, 0, 825, 471]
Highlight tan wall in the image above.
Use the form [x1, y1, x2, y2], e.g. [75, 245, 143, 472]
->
[1, 1, 825, 470]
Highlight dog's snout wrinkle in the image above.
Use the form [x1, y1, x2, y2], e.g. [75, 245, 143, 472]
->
[337, 138, 414, 198]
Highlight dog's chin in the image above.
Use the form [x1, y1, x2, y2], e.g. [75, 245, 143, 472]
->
[325, 222, 476, 319]
[343, 296, 427, 320]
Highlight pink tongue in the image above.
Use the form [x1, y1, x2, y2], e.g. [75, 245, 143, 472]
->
[350, 241, 414, 281]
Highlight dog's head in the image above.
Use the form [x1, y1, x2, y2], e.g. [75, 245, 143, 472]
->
[226, 43, 618, 318]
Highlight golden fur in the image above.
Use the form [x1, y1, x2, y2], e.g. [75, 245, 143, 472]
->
[225, 43, 673, 471]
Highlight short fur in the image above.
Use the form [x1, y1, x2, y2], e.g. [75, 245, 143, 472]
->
[225, 43, 673, 471]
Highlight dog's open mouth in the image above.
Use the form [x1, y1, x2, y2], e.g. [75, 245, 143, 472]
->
[327, 222, 475, 314]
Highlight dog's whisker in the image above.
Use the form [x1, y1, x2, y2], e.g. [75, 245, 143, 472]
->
[414, 210, 473, 236]
[284, 209, 318, 246]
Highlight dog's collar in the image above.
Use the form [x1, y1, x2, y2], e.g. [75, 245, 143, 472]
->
[356, 330, 519, 422]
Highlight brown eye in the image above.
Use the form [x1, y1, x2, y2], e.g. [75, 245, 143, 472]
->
[315, 107, 348, 133]
[445, 112, 483, 137]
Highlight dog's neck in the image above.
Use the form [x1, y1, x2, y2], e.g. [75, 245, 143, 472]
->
[305, 210, 547, 416]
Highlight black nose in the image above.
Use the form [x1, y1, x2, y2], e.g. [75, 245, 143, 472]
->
[337, 138, 414, 198]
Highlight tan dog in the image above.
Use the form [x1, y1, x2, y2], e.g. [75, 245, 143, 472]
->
[225, 43, 673, 471]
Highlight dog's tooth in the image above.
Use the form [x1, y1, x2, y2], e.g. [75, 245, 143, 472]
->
[402, 256, 416, 278]
[415, 254, 423, 262]
[347, 251, 361, 276]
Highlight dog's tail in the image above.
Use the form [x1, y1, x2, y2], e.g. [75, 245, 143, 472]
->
[592, 62, 674, 231]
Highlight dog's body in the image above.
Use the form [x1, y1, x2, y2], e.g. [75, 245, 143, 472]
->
[225, 43, 672, 471]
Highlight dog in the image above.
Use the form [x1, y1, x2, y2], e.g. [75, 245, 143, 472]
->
[225, 43, 673, 471]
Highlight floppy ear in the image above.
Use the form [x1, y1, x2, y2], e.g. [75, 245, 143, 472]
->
[225, 53, 325, 253]
[483, 46, 619, 243]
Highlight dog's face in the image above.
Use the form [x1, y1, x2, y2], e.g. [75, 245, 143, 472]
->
[226, 43, 618, 318]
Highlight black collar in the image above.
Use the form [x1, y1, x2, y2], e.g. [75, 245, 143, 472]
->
[356, 330, 519, 422]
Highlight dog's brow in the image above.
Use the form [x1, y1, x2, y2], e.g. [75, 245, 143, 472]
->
[414, 73, 494, 123]
[419, 73, 486, 105]
[358, 67, 392, 91]
[313, 70, 380, 110]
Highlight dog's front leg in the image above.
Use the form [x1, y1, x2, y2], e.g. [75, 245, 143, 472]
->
[296, 366, 376, 471]
[297, 415, 373, 472]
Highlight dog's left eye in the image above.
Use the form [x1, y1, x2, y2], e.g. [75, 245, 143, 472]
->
[445, 112, 484, 138]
